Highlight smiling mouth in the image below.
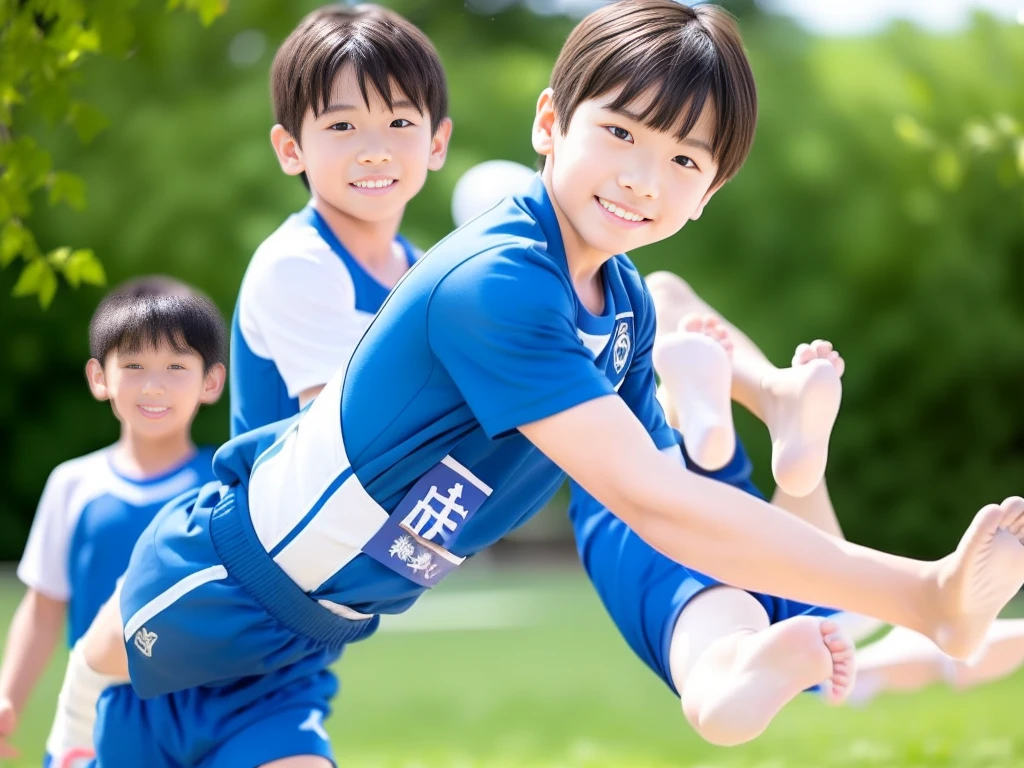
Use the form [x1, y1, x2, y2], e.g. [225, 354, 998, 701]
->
[351, 179, 397, 189]
[596, 197, 650, 222]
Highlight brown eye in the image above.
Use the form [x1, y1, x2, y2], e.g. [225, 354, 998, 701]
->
[606, 126, 633, 142]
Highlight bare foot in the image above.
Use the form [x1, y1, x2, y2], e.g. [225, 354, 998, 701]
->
[682, 617, 854, 746]
[931, 497, 1024, 660]
[652, 314, 735, 471]
[760, 340, 843, 498]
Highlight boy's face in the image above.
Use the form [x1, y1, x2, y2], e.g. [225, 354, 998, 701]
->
[534, 87, 722, 259]
[85, 341, 225, 441]
[272, 64, 452, 225]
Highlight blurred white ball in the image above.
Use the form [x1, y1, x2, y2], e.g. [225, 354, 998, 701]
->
[451, 160, 537, 228]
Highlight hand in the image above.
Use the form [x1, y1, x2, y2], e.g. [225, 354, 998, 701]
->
[0, 697, 20, 759]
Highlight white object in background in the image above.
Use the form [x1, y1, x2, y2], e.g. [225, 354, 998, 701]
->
[451, 160, 537, 228]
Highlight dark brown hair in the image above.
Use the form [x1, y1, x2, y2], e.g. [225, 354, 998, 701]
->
[271, 4, 448, 141]
[550, 0, 757, 185]
[89, 276, 227, 371]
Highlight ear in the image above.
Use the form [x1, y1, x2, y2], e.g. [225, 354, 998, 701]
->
[690, 181, 724, 221]
[85, 358, 109, 401]
[199, 363, 227, 405]
[532, 88, 557, 157]
[270, 124, 306, 177]
[427, 117, 453, 172]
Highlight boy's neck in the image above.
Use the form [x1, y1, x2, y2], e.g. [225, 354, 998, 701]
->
[112, 429, 196, 481]
[541, 169, 610, 315]
[312, 196, 409, 289]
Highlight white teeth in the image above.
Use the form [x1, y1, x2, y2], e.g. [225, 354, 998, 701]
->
[598, 197, 645, 222]
[353, 179, 396, 189]
[140, 406, 168, 413]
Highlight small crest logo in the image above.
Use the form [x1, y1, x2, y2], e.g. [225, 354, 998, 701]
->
[133, 627, 158, 657]
[613, 321, 631, 374]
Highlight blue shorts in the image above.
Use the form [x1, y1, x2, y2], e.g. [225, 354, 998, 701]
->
[118, 480, 379, 699]
[92, 672, 338, 768]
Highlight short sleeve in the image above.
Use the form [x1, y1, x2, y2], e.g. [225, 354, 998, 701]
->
[17, 465, 74, 601]
[238, 250, 367, 398]
[617, 280, 679, 450]
[427, 250, 615, 438]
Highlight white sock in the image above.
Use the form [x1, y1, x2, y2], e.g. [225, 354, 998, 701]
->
[45, 642, 126, 760]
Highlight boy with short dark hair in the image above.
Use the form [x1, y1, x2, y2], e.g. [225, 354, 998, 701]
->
[0, 276, 225, 765]
[231, 2, 451, 436]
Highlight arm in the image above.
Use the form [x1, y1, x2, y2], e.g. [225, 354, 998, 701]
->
[519, 395, 931, 631]
[0, 589, 65, 755]
[0, 588, 65, 711]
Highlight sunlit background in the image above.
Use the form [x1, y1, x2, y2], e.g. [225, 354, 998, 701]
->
[1, 1, 1023, 764]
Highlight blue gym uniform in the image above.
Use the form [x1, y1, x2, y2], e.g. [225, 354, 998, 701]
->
[97, 177, 676, 766]
[569, 439, 838, 696]
[17, 446, 215, 767]
[230, 204, 417, 437]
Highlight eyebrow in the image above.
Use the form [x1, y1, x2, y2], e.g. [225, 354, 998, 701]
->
[322, 100, 419, 115]
[605, 105, 715, 156]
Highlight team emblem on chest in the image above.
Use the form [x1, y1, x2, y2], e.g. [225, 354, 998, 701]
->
[613, 320, 632, 374]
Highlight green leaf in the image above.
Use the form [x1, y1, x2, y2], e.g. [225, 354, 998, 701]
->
[48, 173, 88, 210]
[66, 248, 106, 287]
[0, 220, 37, 267]
[66, 101, 110, 143]
[11, 257, 52, 297]
[46, 246, 72, 270]
[48, 171, 87, 210]
[38, 265, 58, 308]
[195, 0, 227, 27]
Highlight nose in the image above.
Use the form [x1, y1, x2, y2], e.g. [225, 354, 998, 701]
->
[618, 163, 659, 200]
[141, 374, 166, 396]
[356, 140, 392, 166]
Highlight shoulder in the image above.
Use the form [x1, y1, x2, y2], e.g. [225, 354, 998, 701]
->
[431, 242, 574, 320]
[45, 447, 111, 496]
[36, 447, 115, 519]
[244, 213, 353, 292]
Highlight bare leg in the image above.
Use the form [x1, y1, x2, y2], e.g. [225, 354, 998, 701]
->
[668, 587, 854, 746]
[647, 271, 843, 497]
[849, 619, 1024, 704]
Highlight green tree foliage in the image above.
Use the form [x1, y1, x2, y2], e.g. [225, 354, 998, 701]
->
[0, 0, 226, 308]
[0, 2, 1020, 560]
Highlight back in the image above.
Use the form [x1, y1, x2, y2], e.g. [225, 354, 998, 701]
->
[18, 446, 216, 644]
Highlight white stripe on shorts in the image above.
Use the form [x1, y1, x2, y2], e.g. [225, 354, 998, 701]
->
[122, 565, 228, 641]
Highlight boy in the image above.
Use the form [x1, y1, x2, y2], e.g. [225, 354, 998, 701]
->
[0, 277, 226, 765]
[57, 2, 1024, 764]
[230, 2, 451, 437]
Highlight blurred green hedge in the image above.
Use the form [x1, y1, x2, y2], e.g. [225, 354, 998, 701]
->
[1, 2, 1021, 560]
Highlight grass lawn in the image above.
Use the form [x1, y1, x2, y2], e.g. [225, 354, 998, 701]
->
[1, 565, 1021, 767]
